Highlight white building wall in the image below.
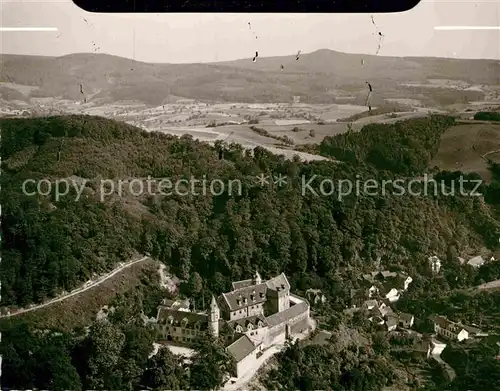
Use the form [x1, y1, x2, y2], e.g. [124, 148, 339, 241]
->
[457, 329, 469, 341]
[235, 349, 259, 377]
[431, 341, 446, 355]
[229, 307, 249, 321]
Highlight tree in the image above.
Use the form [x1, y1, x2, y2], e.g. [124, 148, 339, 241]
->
[86, 320, 126, 389]
[189, 335, 233, 390]
[141, 347, 189, 390]
[35, 344, 83, 391]
[188, 271, 203, 296]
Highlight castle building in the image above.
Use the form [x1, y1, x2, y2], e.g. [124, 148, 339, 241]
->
[154, 271, 311, 378]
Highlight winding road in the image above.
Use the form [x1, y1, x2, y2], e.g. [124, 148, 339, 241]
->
[0, 256, 150, 319]
[475, 279, 500, 291]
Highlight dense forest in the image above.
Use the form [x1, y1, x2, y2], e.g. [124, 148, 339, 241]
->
[1, 114, 500, 306]
[0, 280, 232, 391]
[2, 114, 500, 390]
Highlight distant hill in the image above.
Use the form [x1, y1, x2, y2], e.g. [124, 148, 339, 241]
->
[219, 49, 500, 84]
[0, 50, 497, 106]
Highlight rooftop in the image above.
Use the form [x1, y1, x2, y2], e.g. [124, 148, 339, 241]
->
[226, 334, 257, 362]
[380, 271, 398, 279]
[221, 283, 267, 311]
[363, 299, 378, 308]
[265, 273, 291, 293]
[232, 279, 253, 290]
[157, 306, 208, 330]
[430, 314, 475, 334]
[227, 314, 267, 330]
[386, 315, 398, 328]
[467, 256, 486, 266]
[266, 301, 309, 328]
[399, 312, 414, 322]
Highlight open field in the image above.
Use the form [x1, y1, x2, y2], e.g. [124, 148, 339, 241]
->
[1, 51, 500, 167]
[430, 123, 500, 182]
[2, 94, 500, 165]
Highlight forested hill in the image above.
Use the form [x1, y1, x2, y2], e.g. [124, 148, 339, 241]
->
[2, 115, 500, 307]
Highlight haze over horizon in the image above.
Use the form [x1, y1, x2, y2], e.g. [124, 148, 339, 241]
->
[4, 47, 500, 65]
[1, 0, 499, 63]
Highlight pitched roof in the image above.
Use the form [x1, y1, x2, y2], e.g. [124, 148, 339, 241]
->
[266, 273, 290, 292]
[227, 314, 267, 330]
[362, 271, 379, 283]
[379, 305, 394, 317]
[467, 256, 485, 266]
[430, 315, 468, 333]
[171, 298, 191, 310]
[399, 313, 414, 322]
[232, 279, 253, 290]
[221, 283, 267, 311]
[157, 307, 208, 329]
[162, 299, 176, 307]
[363, 299, 378, 308]
[461, 324, 482, 335]
[429, 314, 450, 328]
[226, 334, 256, 362]
[265, 302, 309, 328]
[380, 271, 398, 279]
[386, 316, 398, 328]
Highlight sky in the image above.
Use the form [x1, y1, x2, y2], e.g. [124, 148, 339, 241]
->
[1, 0, 499, 63]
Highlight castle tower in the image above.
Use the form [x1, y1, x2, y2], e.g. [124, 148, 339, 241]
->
[253, 270, 262, 285]
[209, 295, 220, 338]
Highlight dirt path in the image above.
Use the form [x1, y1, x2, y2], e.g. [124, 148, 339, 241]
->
[482, 149, 500, 159]
[431, 354, 456, 381]
[0, 256, 150, 319]
[475, 279, 500, 291]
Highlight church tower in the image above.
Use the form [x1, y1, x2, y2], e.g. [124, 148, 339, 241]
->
[253, 270, 262, 285]
[209, 295, 220, 338]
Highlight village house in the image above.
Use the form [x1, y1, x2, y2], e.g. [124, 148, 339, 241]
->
[363, 299, 415, 333]
[467, 255, 486, 268]
[153, 271, 312, 379]
[429, 315, 487, 342]
[360, 270, 413, 303]
[306, 289, 327, 305]
[412, 336, 447, 359]
[383, 287, 400, 303]
[428, 255, 442, 274]
[226, 334, 261, 378]
[363, 299, 378, 311]
[385, 314, 398, 331]
[367, 285, 379, 298]
[431, 315, 468, 341]
[398, 313, 415, 328]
